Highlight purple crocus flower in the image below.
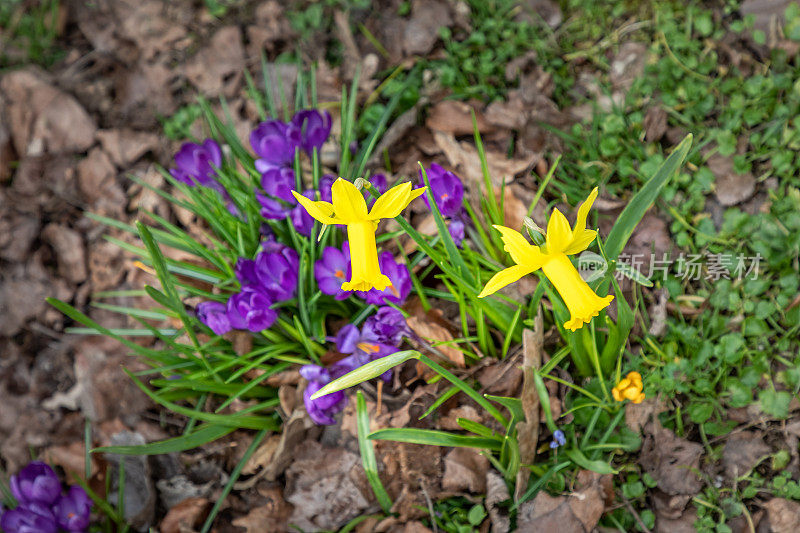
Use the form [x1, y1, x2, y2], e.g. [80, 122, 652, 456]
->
[170, 139, 222, 188]
[419, 163, 464, 218]
[196, 301, 232, 336]
[226, 287, 277, 332]
[369, 174, 389, 195]
[250, 119, 299, 171]
[291, 109, 332, 155]
[449, 218, 465, 247]
[261, 166, 296, 201]
[359, 252, 412, 306]
[315, 245, 352, 300]
[235, 258, 259, 286]
[53, 486, 92, 532]
[336, 325, 396, 364]
[319, 174, 336, 203]
[289, 191, 316, 236]
[10, 462, 61, 506]
[255, 246, 299, 301]
[300, 365, 347, 425]
[0, 505, 57, 533]
[363, 307, 408, 346]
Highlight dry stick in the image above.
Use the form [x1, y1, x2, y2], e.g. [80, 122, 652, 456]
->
[514, 308, 544, 502]
[623, 497, 653, 533]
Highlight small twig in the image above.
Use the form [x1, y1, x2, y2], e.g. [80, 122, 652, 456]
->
[623, 497, 652, 533]
[419, 476, 439, 533]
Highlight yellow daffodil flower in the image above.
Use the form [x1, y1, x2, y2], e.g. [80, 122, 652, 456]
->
[478, 187, 613, 331]
[292, 178, 425, 292]
[612, 371, 645, 403]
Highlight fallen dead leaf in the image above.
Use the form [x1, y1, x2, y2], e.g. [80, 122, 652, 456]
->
[96, 128, 158, 167]
[159, 497, 208, 533]
[42, 224, 87, 284]
[186, 25, 245, 97]
[231, 485, 293, 533]
[640, 424, 704, 495]
[643, 105, 668, 142]
[434, 130, 538, 188]
[442, 447, 489, 493]
[764, 498, 800, 533]
[407, 314, 465, 367]
[284, 441, 374, 531]
[403, 0, 452, 55]
[722, 432, 770, 481]
[485, 471, 510, 532]
[709, 154, 756, 206]
[77, 147, 117, 204]
[426, 100, 493, 136]
[1, 67, 96, 156]
[517, 471, 610, 532]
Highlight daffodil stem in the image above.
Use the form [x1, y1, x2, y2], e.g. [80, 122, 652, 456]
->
[583, 325, 611, 402]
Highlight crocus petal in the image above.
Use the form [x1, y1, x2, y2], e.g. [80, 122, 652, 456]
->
[545, 208, 573, 254]
[563, 229, 598, 256]
[492, 225, 545, 268]
[477, 264, 535, 298]
[331, 178, 368, 222]
[291, 191, 338, 225]
[368, 182, 425, 220]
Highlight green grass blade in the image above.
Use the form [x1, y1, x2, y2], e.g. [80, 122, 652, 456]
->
[201, 429, 269, 533]
[368, 428, 502, 451]
[604, 134, 692, 260]
[356, 392, 393, 513]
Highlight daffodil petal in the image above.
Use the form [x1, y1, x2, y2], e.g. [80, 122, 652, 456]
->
[492, 225, 545, 268]
[545, 208, 573, 254]
[477, 264, 534, 298]
[331, 178, 368, 222]
[563, 229, 598, 256]
[368, 182, 424, 220]
[573, 187, 598, 234]
[291, 191, 338, 225]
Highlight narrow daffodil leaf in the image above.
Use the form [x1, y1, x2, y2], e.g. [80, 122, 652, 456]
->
[310, 350, 421, 399]
[368, 428, 502, 451]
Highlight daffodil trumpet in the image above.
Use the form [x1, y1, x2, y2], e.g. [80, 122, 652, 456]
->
[292, 178, 425, 292]
[478, 187, 613, 331]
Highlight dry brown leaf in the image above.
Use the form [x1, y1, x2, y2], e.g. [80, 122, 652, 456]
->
[517, 470, 610, 532]
[1, 68, 96, 156]
[722, 432, 770, 481]
[406, 315, 465, 367]
[232, 485, 293, 533]
[765, 498, 800, 533]
[96, 128, 158, 167]
[426, 100, 493, 136]
[644, 106, 668, 142]
[285, 441, 373, 531]
[159, 497, 208, 533]
[433, 130, 537, 188]
[641, 424, 704, 495]
[403, 0, 452, 55]
[185, 26, 244, 97]
[442, 447, 489, 493]
[709, 154, 756, 206]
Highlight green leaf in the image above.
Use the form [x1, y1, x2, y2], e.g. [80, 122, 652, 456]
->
[93, 424, 234, 455]
[564, 448, 618, 475]
[126, 371, 278, 430]
[759, 389, 792, 419]
[356, 392, 393, 513]
[605, 134, 692, 261]
[368, 428, 502, 451]
[310, 350, 420, 399]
